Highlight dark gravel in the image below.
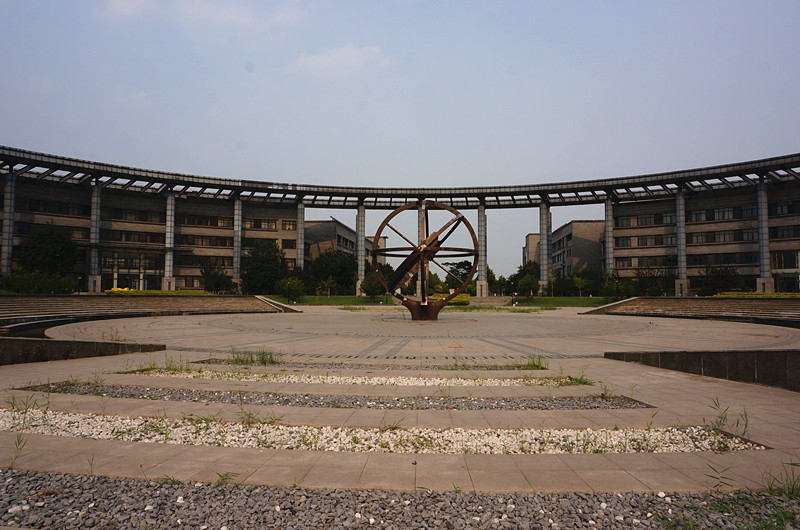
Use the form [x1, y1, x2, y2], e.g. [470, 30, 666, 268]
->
[196, 359, 551, 371]
[1, 469, 797, 529]
[26, 382, 651, 411]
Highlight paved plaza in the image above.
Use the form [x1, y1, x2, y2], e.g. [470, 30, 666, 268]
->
[2, 307, 800, 494]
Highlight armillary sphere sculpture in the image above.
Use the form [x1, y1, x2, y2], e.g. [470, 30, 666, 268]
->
[371, 200, 478, 321]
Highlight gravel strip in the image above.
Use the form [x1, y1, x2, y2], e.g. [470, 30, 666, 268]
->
[26, 382, 650, 411]
[139, 370, 578, 387]
[196, 359, 552, 371]
[2, 469, 798, 529]
[1, 409, 762, 454]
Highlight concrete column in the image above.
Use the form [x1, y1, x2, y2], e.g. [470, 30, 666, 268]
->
[161, 193, 175, 290]
[538, 201, 551, 293]
[417, 200, 425, 298]
[1, 171, 16, 275]
[355, 202, 366, 295]
[88, 180, 102, 292]
[233, 198, 242, 283]
[757, 180, 774, 293]
[604, 196, 614, 274]
[296, 201, 305, 271]
[675, 190, 690, 296]
[476, 203, 488, 297]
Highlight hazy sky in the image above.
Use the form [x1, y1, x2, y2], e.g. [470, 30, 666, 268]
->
[2, 1, 798, 276]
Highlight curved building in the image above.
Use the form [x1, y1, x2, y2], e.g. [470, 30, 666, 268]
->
[1, 145, 799, 293]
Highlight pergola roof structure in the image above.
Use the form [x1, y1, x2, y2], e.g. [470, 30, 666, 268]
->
[1, 145, 799, 209]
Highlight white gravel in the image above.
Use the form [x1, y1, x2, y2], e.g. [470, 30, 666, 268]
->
[0, 409, 762, 455]
[142, 369, 568, 387]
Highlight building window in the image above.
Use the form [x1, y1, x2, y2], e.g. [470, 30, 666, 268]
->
[615, 257, 632, 268]
[282, 239, 297, 249]
[638, 236, 656, 247]
[615, 237, 631, 248]
[716, 231, 735, 242]
[742, 229, 758, 241]
[663, 234, 676, 245]
[661, 213, 676, 224]
[772, 226, 796, 239]
[689, 232, 706, 244]
[714, 208, 734, 220]
[614, 216, 631, 228]
[772, 250, 799, 269]
[688, 254, 707, 266]
[742, 205, 758, 218]
[637, 215, 655, 226]
[282, 220, 297, 231]
[689, 210, 706, 222]
[774, 202, 792, 216]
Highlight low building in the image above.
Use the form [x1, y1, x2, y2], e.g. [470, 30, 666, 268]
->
[304, 217, 386, 267]
[522, 233, 540, 266]
[551, 220, 604, 278]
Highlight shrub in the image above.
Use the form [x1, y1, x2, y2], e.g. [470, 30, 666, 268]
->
[104, 289, 212, 296]
[2, 270, 72, 294]
[429, 293, 470, 305]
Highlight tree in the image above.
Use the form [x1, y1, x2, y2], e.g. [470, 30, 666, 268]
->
[275, 277, 305, 302]
[15, 223, 78, 276]
[517, 274, 539, 301]
[443, 260, 473, 290]
[508, 261, 540, 294]
[360, 270, 385, 301]
[200, 263, 233, 293]
[634, 266, 676, 296]
[427, 271, 446, 294]
[311, 251, 357, 295]
[316, 277, 336, 297]
[241, 240, 285, 294]
[698, 264, 740, 296]
[572, 275, 586, 297]
[487, 266, 498, 294]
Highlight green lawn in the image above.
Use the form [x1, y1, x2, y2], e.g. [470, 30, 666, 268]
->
[509, 296, 611, 307]
[270, 294, 611, 308]
[271, 295, 392, 306]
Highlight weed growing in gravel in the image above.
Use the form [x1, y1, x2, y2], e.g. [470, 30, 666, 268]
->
[10, 434, 26, 468]
[230, 346, 282, 366]
[763, 461, 800, 499]
[705, 463, 733, 490]
[162, 355, 191, 373]
[215, 471, 239, 497]
[237, 405, 264, 427]
[379, 418, 404, 431]
[266, 411, 284, 425]
[7, 394, 38, 430]
[158, 475, 181, 486]
[501, 354, 549, 371]
[88, 371, 105, 395]
[705, 397, 749, 437]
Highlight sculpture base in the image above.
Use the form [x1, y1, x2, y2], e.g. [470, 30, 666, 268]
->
[402, 299, 447, 321]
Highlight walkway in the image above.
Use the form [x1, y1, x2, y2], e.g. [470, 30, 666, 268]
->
[1, 307, 799, 494]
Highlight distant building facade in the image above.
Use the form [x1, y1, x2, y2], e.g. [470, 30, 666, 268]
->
[305, 217, 386, 267]
[10, 178, 300, 292]
[608, 181, 800, 293]
[522, 233, 540, 267]
[551, 221, 604, 278]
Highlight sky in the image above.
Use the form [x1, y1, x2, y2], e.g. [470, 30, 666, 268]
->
[1, 1, 799, 276]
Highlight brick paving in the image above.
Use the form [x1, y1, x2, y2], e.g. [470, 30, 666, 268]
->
[2, 306, 799, 494]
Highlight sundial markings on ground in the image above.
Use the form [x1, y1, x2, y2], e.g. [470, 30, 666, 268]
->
[477, 337, 567, 359]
